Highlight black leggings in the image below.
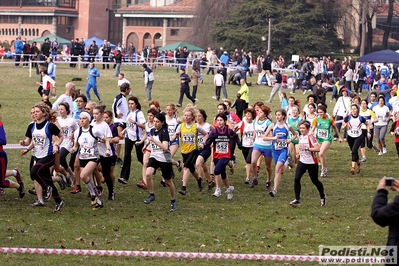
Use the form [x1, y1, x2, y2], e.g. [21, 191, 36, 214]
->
[294, 161, 324, 201]
[241, 147, 252, 164]
[100, 156, 113, 197]
[59, 147, 70, 171]
[347, 135, 362, 162]
[31, 155, 61, 203]
[120, 138, 144, 181]
[360, 128, 373, 149]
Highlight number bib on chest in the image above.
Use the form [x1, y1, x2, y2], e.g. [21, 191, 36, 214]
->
[80, 145, 95, 158]
[317, 129, 328, 139]
[274, 139, 288, 150]
[216, 142, 229, 154]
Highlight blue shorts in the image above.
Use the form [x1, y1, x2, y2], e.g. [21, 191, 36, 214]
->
[199, 147, 212, 161]
[253, 145, 272, 158]
[170, 140, 180, 146]
[272, 149, 288, 165]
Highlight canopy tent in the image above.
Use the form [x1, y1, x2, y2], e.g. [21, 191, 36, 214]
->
[158, 41, 205, 52]
[29, 34, 71, 45]
[84, 37, 116, 49]
[357, 49, 399, 64]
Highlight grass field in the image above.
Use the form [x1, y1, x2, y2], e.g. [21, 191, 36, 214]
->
[0, 60, 395, 265]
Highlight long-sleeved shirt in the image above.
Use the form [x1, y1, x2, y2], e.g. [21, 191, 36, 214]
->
[214, 73, 224, 86]
[144, 67, 155, 85]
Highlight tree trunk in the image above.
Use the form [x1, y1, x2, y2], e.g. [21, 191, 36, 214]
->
[360, 1, 366, 56]
[366, 14, 373, 53]
[382, 0, 394, 49]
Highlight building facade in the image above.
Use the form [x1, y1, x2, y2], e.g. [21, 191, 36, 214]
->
[115, 0, 197, 52]
[0, 0, 120, 46]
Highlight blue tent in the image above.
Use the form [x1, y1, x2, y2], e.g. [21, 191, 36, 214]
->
[84, 37, 116, 49]
[357, 49, 399, 64]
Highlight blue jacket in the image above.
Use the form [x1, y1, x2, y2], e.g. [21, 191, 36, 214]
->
[220, 54, 229, 66]
[14, 40, 24, 54]
[88, 67, 100, 83]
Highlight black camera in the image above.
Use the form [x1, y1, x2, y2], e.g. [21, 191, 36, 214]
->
[386, 177, 395, 186]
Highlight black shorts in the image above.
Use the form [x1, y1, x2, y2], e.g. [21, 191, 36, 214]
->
[80, 158, 99, 168]
[42, 89, 50, 96]
[182, 150, 199, 166]
[147, 157, 173, 180]
[110, 155, 117, 166]
[199, 147, 212, 162]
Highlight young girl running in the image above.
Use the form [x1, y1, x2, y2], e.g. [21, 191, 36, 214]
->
[205, 113, 241, 199]
[137, 108, 157, 189]
[143, 113, 177, 212]
[235, 108, 256, 184]
[195, 109, 215, 190]
[172, 105, 208, 195]
[290, 120, 326, 207]
[312, 105, 342, 177]
[70, 111, 111, 209]
[263, 109, 298, 197]
[250, 105, 273, 190]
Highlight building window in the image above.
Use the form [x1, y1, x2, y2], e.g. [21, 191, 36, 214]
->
[170, 29, 179, 36]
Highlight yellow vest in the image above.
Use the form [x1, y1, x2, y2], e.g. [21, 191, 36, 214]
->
[180, 122, 198, 154]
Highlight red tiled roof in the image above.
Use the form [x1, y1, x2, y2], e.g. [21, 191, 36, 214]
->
[118, 0, 197, 13]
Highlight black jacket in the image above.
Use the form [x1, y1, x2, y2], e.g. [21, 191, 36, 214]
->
[371, 189, 399, 265]
[180, 73, 190, 90]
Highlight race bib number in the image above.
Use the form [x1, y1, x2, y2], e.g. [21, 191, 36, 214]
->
[80, 145, 95, 158]
[349, 128, 361, 136]
[395, 127, 399, 135]
[62, 127, 69, 137]
[151, 142, 162, 152]
[33, 135, 46, 149]
[274, 139, 288, 150]
[256, 130, 264, 138]
[317, 129, 328, 139]
[244, 132, 253, 140]
[183, 134, 195, 144]
[216, 142, 228, 154]
[168, 127, 175, 134]
[198, 137, 204, 144]
[126, 122, 135, 129]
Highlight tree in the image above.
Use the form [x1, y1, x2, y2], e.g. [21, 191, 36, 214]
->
[210, 0, 344, 58]
[187, 0, 244, 49]
[382, 0, 394, 49]
[210, 1, 277, 54]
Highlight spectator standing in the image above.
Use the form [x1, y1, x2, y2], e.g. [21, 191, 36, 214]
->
[213, 69, 224, 101]
[23, 39, 31, 67]
[41, 38, 51, 58]
[143, 63, 155, 101]
[113, 50, 123, 77]
[102, 41, 111, 69]
[127, 42, 136, 64]
[191, 66, 200, 100]
[88, 40, 98, 64]
[14, 36, 24, 67]
[207, 50, 219, 75]
[51, 38, 59, 61]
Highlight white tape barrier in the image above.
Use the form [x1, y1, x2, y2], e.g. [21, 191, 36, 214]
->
[0, 247, 325, 261]
[4, 140, 125, 150]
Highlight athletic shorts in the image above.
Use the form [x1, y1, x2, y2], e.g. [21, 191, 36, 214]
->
[253, 145, 272, 158]
[147, 157, 173, 180]
[79, 158, 99, 168]
[199, 147, 212, 162]
[272, 149, 288, 165]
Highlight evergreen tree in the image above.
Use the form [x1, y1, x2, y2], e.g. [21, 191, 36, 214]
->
[210, 0, 344, 58]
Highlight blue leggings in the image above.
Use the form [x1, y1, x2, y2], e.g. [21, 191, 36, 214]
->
[86, 82, 101, 102]
[213, 157, 230, 180]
